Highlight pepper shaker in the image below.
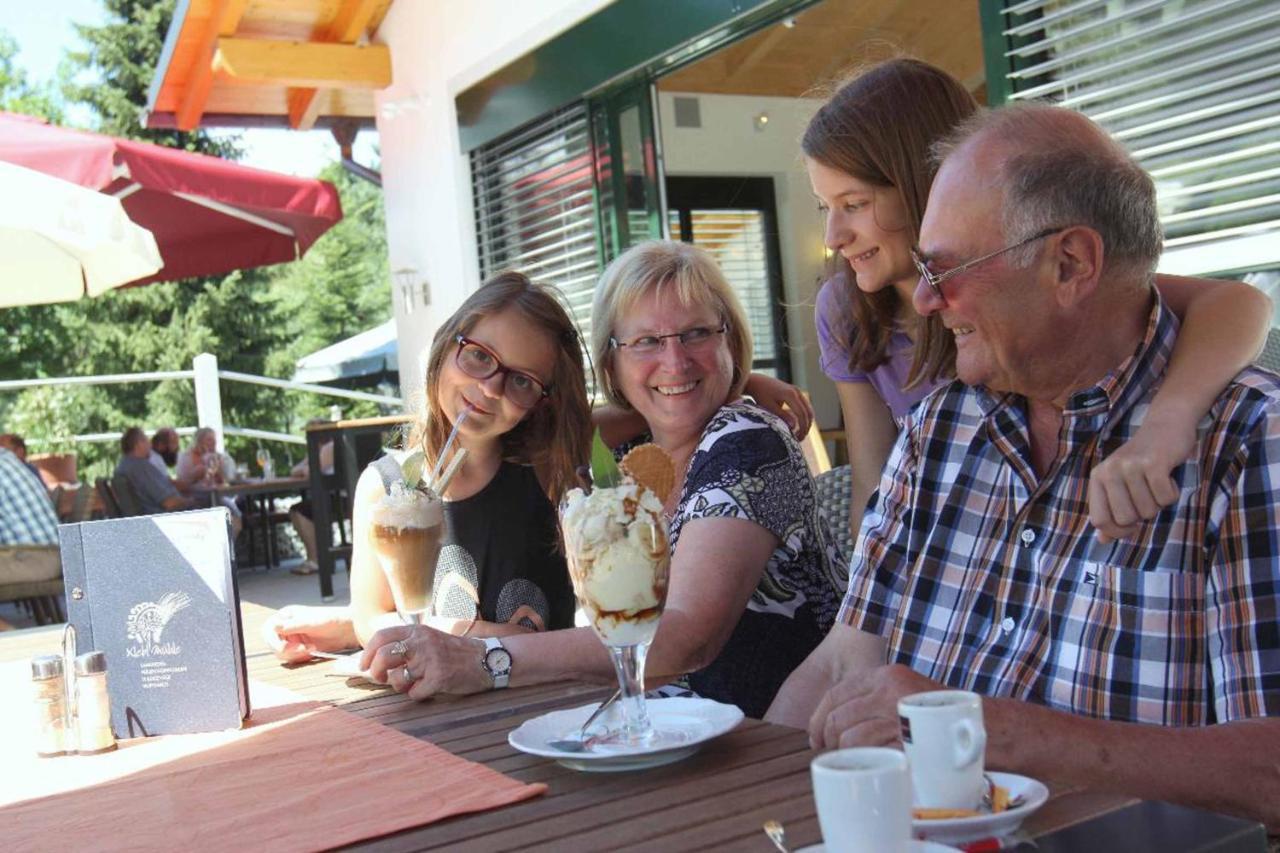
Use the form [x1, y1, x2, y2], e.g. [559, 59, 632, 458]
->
[73, 651, 117, 754]
[30, 655, 69, 757]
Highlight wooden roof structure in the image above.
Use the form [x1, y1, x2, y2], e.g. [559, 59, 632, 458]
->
[144, 0, 394, 132]
[657, 0, 985, 100]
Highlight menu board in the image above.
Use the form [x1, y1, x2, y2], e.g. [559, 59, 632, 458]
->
[58, 508, 249, 737]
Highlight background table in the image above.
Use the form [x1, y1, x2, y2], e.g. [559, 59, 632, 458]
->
[194, 476, 309, 569]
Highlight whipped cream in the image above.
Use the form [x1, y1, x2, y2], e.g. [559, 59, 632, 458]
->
[370, 481, 443, 530]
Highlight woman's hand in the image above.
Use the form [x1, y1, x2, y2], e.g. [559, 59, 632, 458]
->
[743, 372, 814, 439]
[262, 604, 357, 663]
[361, 624, 492, 698]
[1088, 415, 1192, 544]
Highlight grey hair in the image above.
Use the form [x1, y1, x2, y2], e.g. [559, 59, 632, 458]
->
[193, 426, 216, 446]
[591, 240, 753, 410]
[933, 102, 1162, 279]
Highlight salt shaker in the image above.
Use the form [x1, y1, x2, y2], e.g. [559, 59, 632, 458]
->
[30, 655, 68, 757]
[73, 651, 117, 754]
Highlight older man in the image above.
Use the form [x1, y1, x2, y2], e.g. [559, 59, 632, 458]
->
[768, 104, 1280, 828]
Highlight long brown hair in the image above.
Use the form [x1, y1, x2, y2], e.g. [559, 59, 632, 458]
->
[406, 271, 591, 503]
[802, 57, 977, 387]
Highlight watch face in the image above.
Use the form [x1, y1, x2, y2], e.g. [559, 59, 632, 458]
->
[486, 648, 512, 674]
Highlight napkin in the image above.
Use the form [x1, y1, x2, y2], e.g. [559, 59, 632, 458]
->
[0, 668, 546, 851]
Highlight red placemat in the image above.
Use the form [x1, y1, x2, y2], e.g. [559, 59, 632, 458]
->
[0, 669, 545, 851]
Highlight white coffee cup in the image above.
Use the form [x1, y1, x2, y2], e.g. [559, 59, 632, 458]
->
[897, 689, 987, 811]
[810, 747, 912, 853]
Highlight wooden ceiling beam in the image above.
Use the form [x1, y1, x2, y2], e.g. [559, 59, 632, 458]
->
[213, 39, 391, 89]
[287, 0, 382, 130]
[176, 0, 250, 131]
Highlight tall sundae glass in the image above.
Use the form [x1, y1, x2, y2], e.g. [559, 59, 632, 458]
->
[560, 443, 675, 747]
[369, 479, 445, 625]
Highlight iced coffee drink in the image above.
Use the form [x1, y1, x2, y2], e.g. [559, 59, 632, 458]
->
[369, 481, 445, 623]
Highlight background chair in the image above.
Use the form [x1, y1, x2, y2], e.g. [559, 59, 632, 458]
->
[67, 483, 95, 522]
[814, 464, 854, 563]
[0, 545, 65, 625]
[95, 478, 124, 518]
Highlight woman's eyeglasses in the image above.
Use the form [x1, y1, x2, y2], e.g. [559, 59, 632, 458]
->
[454, 335, 550, 408]
[609, 324, 728, 358]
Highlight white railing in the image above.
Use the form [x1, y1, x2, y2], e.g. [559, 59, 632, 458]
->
[0, 352, 403, 451]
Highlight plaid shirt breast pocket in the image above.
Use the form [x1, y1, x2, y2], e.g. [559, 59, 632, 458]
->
[1050, 561, 1207, 725]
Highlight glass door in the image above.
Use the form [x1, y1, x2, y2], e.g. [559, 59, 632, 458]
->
[589, 82, 665, 262]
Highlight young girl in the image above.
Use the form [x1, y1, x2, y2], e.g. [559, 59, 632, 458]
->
[349, 271, 592, 643]
[808, 58, 1272, 541]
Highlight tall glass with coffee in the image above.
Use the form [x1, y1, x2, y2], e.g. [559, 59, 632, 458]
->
[369, 482, 445, 624]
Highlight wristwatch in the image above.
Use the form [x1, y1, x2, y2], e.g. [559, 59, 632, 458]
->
[480, 636, 512, 689]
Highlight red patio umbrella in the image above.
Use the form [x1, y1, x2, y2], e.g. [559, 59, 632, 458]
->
[0, 112, 343, 284]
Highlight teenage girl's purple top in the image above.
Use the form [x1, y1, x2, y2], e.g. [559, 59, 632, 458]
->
[815, 275, 947, 422]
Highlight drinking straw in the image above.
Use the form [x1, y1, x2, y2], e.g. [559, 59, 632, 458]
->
[434, 447, 469, 495]
[428, 403, 472, 489]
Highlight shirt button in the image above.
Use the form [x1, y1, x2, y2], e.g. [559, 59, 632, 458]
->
[1019, 528, 1036, 546]
[1001, 617, 1016, 634]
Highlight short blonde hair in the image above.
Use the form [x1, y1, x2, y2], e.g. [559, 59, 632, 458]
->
[592, 240, 752, 409]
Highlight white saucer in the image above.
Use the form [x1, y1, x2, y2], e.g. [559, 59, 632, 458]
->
[912, 772, 1049, 844]
[508, 696, 743, 772]
[796, 841, 958, 852]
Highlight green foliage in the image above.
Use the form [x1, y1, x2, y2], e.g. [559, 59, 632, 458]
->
[0, 31, 64, 121]
[0, 0, 392, 477]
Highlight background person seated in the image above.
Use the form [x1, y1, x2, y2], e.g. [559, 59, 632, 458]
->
[149, 426, 182, 480]
[114, 427, 199, 516]
[285, 423, 334, 575]
[0, 443, 62, 604]
[176, 426, 235, 487]
[0, 433, 42, 482]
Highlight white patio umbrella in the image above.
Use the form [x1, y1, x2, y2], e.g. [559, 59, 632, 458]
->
[293, 319, 399, 384]
[0, 160, 163, 307]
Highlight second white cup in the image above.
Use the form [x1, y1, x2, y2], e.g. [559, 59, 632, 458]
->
[810, 747, 912, 853]
[898, 689, 987, 811]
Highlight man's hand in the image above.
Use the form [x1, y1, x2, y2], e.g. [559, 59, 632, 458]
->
[809, 663, 941, 750]
[1088, 415, 1191, 543]
[743, 373, 814, 439]
[361, 624, 491, 698]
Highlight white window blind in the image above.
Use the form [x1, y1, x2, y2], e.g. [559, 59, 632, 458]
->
[471, 105, 601, 346]
[669, 209, 779, 375]
[994, 0, 1280, 275]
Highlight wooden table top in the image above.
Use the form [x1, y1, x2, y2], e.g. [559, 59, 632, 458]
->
[0, 625, 1156, 852]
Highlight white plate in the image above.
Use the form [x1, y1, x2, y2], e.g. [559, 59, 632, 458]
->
[508, 696, 743, 772]
[796, 841, 959, 852]
[912, 772, 1049, 844]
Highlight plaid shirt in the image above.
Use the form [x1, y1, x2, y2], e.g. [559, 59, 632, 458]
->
[841, 296, 1280, 727]
[0, 448, 59, 545]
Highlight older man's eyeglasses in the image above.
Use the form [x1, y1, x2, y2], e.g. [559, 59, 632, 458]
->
[454, 335, 550, 408]
[912, 226, 1067, 299]
[609, 323, 728, 358]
